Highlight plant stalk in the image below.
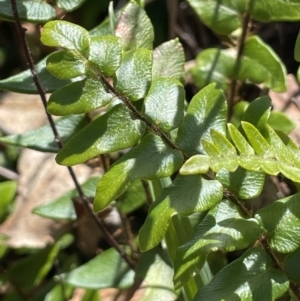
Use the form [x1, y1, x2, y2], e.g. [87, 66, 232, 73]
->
[227, 9, 251, 120]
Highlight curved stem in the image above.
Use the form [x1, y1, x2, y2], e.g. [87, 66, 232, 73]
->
[10, 0, 135, 270]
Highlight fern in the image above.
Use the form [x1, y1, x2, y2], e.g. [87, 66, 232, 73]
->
[1, 1, 300, 300]
[181, 122, 300, 183]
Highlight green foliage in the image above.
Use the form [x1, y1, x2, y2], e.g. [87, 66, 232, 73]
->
[41, 21, 90, 55]
[94, 134, 183, 212]
[152, 38, 186, 84]
[176, 83, 227, 156]
[268, 111, 296, 135]
[55, 0, 87, 12]
[44, 283, 74, 301]
[193, 248, 289, 301]
[0, 181, 17, 220]
[134, 249, 178, 300]
[0, 56, 71, 94]
[256, 193, 300, 253]
[191, 36, 286, 92]
[284, 248, 300, 284]
[0, 115, 89, 152]
[115, 0, 154, 50]
[216, 167, 265, 199]
[139, 192, 175, 252]
[295, 31, 300, 62]
[33, 177, 100, 220]
[62, 247, 135, 289]
[0, 0, 88, 22]
[187, 0, 300, 35]
[114, 48, 152, 100]
[2, 0, 300, 300]
[186, 0, 242, 35]
[47, 77, 113, 115]
[174, 200, 261, 289]
[180, 122, 300, 182]
[116, 180, 147, 214]
[0, 0, 56, 23]
[143, 77, 185, 132]
[56, 104, 146, 164]
[89, 36, 122, 76]
[8, 235, 72, 290]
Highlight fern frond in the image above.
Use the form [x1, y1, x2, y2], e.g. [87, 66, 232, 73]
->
[180, 122, 300, 182]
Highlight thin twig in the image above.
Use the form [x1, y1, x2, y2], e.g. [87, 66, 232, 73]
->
[259, 234, 282, 270]
[99, 154, 110, 172]
[224, 189, 252, 217]
[118, 210, 138, 261]
[85, 203, 136, 268]
[259, 234, 300, 300]
[227, 10, 251, 120]
[10, 0, 135, 270]
[0, 166, 19, 181]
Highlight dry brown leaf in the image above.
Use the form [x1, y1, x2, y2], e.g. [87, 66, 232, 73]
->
[0, 149, 94, 248]
[0, 92, 47, 134]
[269, 74, 300, 145]
[0, 92, 95, 248]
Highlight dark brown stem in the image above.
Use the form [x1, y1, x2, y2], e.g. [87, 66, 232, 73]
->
[10, 0, 62, 148]
[98, 75, 183, 153]
[259, 234, 282, 270]
[118, 210, 138, 261]
[236, 13, 251, 65]
[84, 202, 136, 268]
[227, 10, 251, 120]
[259, 234, 300, 300]
[10, 0, 135, 270]
[224, 189, 252, 217]
[100, 154, 110, 172]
